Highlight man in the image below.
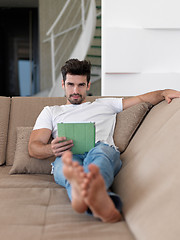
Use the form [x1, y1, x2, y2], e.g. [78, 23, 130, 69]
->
[28, 59, 180, 223]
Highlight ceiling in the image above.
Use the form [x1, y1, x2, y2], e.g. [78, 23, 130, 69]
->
[0, 0, 38, 8]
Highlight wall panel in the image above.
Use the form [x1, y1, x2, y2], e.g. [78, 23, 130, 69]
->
[102, 0, 180, 96]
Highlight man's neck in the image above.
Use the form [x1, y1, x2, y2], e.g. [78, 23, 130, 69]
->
[66, 99, 87, 105]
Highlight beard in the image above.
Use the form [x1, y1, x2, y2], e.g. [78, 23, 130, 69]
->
[67, 94, 85, 105]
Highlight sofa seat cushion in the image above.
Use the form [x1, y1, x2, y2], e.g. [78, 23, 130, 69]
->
[0, 166, 135, 240]
[112, 99, 180, 240]
[0, 188, 135, 240]
[0, 166, 58, 189]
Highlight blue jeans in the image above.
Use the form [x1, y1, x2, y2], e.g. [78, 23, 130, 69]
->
[51, 142, 123, 213]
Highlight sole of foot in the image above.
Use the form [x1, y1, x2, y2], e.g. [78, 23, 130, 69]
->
[82, 164, 122, 223]
[62, 151, 88, 213]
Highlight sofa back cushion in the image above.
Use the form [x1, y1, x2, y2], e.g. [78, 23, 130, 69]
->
[6, 97, 67, 166]
[0, 97, 10, 165]
[114, 102, 152, 152]
[112, 98, 180, 240]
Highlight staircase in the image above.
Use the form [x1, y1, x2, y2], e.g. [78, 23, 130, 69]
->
[86, 0, 101, 96]
[38, 0, 99, 97]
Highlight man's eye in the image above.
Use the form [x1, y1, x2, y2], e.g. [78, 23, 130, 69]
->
[67, 83, 74, 86]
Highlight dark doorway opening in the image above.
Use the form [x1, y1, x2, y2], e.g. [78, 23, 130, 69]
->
[0, 8, 39, 96]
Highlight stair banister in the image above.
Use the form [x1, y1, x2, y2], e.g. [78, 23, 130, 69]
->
[50, 30, 55, 87]
[81, 0, 85, 31]
[46, 0, 71, 88]
[48, 0, 96, 97]
[46, 0, 71, 36]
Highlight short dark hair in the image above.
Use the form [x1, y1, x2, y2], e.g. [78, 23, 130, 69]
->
[61, 59, 91, 84]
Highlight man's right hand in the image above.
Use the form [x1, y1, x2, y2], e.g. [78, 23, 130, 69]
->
[51, 137, 74, 157]
[29, 129, 74, 159]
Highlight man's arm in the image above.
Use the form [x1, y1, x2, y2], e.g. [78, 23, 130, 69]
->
[122, 89, 180, 110]
[28, 128, 74, 159]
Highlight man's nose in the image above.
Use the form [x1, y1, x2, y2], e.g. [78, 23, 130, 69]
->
[73, 86, 79, 93]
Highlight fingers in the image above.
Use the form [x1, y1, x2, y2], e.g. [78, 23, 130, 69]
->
[53, 137, 68, 143]
[51, 137, 74, 157]
[163, 89, 180, 104]
[165, 96, 172, 104]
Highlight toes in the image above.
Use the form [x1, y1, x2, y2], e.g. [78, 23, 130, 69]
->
[86, 172, 93, 180]
[82, 177, 89, 188]
[88, 164, 100, 176]
[72, 161, 79, 167]
[62, 151, 72, 165]
[80, 171, 86, 178]
[81, 189, 87, 198]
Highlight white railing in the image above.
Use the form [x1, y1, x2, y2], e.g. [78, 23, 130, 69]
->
[43, 0, 96, 97]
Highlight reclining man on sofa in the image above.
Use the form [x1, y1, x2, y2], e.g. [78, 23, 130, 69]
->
[28, 59, 180, 223]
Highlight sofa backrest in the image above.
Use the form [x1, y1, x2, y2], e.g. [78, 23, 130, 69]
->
[5, 96, 150, 166]
[5, 96, 98, 166]
[0, 97, 11, 165]
[0, 94, 152, 166]
[112, 98, 180, 240]
[6, 97, 66, 166]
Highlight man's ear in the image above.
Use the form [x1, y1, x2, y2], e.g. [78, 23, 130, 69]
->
[61, 80, 65, 89]
[87, 82, 91, 91]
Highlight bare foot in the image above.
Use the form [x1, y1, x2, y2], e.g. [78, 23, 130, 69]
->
[82, 164, 122, 223]
[62, 151, 88, 213]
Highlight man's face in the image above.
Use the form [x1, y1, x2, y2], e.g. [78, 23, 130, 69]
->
[62, 74, 91, 105]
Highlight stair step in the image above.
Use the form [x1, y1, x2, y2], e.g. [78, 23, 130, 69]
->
[88, 47, 101, 56]
[87, 54, 101, 58]
[95, 0, 101, 5]
[96, 18, 101, 27]
[91, 65, 101, 74]
[91, 45, 101, 48]
[91, 64, 101, 68]
[94, 36, 101, 39]
[94, 28, 101, 36]
[91, 73, 100, 77]
[86, 56, 101, 65]
[91, 39, 101, 47]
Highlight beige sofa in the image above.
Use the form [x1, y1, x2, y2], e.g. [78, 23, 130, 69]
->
[1, 96, 180, 240]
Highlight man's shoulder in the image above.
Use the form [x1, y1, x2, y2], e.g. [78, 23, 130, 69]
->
[93, 97, 123, 112]
[94, 97, 122, 104]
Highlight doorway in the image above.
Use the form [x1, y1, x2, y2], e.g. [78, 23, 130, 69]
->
[0, 8, 39, 96]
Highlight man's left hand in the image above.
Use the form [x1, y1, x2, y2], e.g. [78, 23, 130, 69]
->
[162, 89, 180, 104]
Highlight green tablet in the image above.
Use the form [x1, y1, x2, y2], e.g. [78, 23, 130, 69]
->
[57, 122, 95, 154]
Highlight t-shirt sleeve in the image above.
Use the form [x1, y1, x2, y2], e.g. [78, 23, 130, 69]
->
[33, 106, 53, 131]
[96, 98, 123, 113]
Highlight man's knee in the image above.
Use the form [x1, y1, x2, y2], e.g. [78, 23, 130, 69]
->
[88, 143, 120, 161]
[85, 143, 122, 175]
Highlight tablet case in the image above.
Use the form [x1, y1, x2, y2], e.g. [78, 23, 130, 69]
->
[57, 122, 95, 154]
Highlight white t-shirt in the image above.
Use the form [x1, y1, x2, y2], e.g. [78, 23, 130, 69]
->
[33, 98, 123, 147]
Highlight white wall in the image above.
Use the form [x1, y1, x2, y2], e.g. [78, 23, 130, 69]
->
[102, 0, 180, 96]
